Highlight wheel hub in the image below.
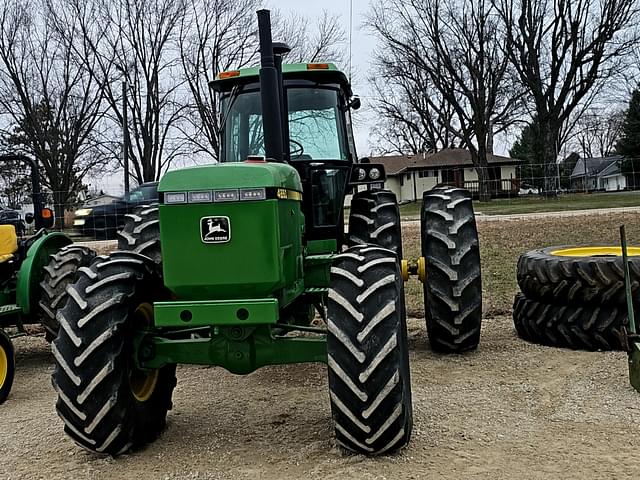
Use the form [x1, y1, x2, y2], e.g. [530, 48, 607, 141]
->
[551, 246, 640, 257]
[0, 344, 7, 388]
[129, 303, 160, 402]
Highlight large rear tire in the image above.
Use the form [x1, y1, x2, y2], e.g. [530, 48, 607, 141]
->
[0, 329, 15, 405]
[117, 205, 161, 265]
[348, 190, 403, 260]
[517, 246, 640, 306]
[421, 187, 482, 353]
[327, 244, 412, 455]
[513, 292, 627, 351]
[39, 245, 97, 341]
[52, 251, 176, 455]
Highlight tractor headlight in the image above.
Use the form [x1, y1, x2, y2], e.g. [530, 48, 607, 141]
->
[165, 192, 187, 204]
[240, 188, 266, 201]
[188, 190, 212, 203]
[369, 168, 381, 180]
[74, 208, 93, 217]
[357, 168, 367, 181]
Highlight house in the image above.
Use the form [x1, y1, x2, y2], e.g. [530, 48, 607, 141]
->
[371, 149, 523, 202]
[569, 155, 626, 192]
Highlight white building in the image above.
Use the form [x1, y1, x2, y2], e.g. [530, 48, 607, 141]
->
[371, 149, 522, 202]
[569, 155, 627, 192]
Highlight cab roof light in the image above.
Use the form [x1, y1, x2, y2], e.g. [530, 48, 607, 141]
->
[217, 70, 241, 80]
[306, 63, 330, 70]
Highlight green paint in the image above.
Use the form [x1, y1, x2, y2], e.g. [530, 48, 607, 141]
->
[158, 162, 303, 193]
[629, 345, 640, 393]
[139, 325, 326, 375]
[154, 298, 278, 328]
[16, 232, 71, 317]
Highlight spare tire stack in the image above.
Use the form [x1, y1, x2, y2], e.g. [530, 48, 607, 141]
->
[513, 246, 640, 351]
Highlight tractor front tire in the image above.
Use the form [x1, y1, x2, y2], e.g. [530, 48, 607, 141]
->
[117, 205, 161, 265]
[327, 244, 412, 455]
[52, 251, 176, 455]
[348, 190, 403, 260]
[513, 292, 627, 351]
[421, 187, 482, 353]
[39, 245, 97, 341]
[0, 329, 15, 405]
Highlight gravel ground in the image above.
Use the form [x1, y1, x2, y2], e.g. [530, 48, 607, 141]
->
[2, 315, 640, 480]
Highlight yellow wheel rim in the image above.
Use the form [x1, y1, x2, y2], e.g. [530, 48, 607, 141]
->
[129, 303, 159, 402]
[551, 247, 640, 257]
[0, 344, 7, 389]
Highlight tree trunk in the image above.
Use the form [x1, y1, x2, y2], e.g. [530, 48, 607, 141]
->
[52, 189, 67, 229]
[538, 120, 559, 197]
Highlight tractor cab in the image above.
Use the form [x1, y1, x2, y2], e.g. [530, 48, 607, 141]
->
[210, 63, 383, 241]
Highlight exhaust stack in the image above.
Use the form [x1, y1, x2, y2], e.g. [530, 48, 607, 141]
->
[257, 9, 284, 162]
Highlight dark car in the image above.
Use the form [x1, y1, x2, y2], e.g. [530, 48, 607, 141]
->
[0, 208, 26, 236]
[73, 182, 158, 239]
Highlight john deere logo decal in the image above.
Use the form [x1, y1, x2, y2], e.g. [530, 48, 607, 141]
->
[200, 216, 230, 243]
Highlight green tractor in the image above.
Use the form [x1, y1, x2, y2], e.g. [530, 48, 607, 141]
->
[52, 9, 482, 455]
[0, 154, 95, 404]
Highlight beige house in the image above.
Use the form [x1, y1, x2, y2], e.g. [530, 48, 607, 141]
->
[371, 149, 523, 202]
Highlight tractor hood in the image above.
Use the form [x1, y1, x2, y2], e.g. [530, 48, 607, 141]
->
[158, 162, 302, 196]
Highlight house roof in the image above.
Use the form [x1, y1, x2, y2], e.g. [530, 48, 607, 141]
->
[570, 155, 622, 178]
[370, 149, 523, 176]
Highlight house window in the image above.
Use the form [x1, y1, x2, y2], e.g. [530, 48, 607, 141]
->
[400, 175, 404, 186]
[406, 173, 411, 180]
[441, 169, 455, 184]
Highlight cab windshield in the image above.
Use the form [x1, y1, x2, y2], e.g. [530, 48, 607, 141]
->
[221, 87, 349, 162]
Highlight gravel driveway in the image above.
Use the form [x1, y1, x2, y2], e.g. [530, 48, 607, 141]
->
[2, 315, 640, 479]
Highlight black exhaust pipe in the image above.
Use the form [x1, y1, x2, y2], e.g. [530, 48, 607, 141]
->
[257, 9, 284, 163]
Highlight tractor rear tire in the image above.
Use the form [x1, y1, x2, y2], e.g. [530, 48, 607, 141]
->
[421, 187, 482, 353]
[117, 205, 161, 265]
[348, 190, 403, 260]
[327, 244, 412, 455]
[39, 245, 97, 341]
[513, 292, 627, 351]
[0, 329, 15, 405]
[517, 246, 640, 307]
[52, 251, 176, 455]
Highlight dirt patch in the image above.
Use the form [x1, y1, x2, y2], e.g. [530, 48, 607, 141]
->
[2, 316, 640, 480]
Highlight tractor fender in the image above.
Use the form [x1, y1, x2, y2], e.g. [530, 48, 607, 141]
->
[16, 232, 73, 318]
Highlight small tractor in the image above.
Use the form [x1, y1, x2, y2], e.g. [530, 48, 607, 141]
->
[52, 10, 482, 455]
[0, 154, 95, 404]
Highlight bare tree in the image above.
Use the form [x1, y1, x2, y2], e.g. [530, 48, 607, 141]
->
[0, 0, 109, 227]
[494, 0, 639, 193]
[368, 0, 524, 200]
[369, 46, 462, 155]
[178, 0, 260, 160]
[49, 0, 190, 183]
[569, 109, 625, 158]
[178, 5, 345, 161]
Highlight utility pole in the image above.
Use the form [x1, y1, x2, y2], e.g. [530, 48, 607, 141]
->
[122, 79, 130, 194]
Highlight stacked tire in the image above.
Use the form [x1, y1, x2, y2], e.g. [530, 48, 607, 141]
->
[513, 246, 640, 351]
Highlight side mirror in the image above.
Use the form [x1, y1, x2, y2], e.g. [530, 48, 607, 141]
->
[348, 96, 361, 110]
[25, 212, 34, 224]
[41, 208, 54, 228]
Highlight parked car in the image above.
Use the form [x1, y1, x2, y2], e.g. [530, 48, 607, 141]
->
[73, 182, 158, 239]
[518, 183, 539, 195]
[0, 208, 26, 236]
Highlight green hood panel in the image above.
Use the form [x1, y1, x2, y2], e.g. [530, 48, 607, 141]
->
[158, 162, 302, 193]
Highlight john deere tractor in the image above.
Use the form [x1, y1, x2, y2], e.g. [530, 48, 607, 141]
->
[52, 9, 482, 455]
[0, 154, 95, 404]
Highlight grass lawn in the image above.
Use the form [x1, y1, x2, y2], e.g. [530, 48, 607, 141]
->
[401, 210, 640, 319]
[399, 191, 640, 219]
